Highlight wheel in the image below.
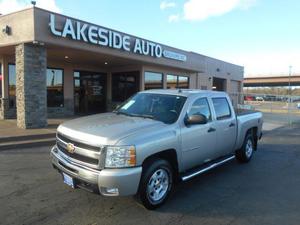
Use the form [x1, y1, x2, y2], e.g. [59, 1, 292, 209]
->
[235, 132, 254, 163]
[138, 159, 173, 210]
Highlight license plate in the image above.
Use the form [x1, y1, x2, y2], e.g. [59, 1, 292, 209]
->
[62, 172, 74, 188]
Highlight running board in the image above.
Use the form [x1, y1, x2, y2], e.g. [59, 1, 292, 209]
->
[181, 155, 235, 181]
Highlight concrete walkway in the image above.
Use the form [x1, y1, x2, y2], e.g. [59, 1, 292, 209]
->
[0, 118, 72, 138]
[0, 118, 77, 150]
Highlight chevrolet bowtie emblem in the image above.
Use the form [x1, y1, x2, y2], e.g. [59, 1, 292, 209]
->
[66, 143, 75, 154]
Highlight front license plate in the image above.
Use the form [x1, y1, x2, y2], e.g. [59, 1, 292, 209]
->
[62, 172, 74, 188]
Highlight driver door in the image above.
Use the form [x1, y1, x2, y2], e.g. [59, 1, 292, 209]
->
[181, 98, 217, 170]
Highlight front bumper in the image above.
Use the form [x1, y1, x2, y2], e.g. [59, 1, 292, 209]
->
[50, 145, 142, 196]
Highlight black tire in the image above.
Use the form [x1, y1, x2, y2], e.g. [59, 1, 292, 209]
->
[235, 132, 254, 163]
[138, 159, 173, 210]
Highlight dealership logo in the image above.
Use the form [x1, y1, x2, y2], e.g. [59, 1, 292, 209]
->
[49, 14, 186, 61]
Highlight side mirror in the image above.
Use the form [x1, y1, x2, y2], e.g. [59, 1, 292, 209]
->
[185, 114, 207, 126]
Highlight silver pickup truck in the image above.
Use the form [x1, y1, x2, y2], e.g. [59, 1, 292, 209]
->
[51, 89, 263, 209]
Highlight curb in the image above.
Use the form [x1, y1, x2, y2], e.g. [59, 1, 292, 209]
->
[0, 139, 56, 151]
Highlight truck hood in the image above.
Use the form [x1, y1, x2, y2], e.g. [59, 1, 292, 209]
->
[57, 113, 164, 146]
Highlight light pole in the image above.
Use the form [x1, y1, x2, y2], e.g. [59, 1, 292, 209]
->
[289, 66, 292, 97]
[288, 65, 292, 125]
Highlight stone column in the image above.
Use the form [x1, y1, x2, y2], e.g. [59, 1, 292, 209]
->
[16, 43, 47, 129]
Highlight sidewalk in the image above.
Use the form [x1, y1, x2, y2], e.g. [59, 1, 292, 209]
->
[0, 118, 76, 150]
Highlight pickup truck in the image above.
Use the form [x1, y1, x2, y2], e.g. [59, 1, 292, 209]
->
[50, 89, 263, 209]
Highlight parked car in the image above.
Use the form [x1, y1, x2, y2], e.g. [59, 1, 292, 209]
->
[50, 90, 263, 209]
[244, 95, 255, 101]
[255, 96, 264, 102]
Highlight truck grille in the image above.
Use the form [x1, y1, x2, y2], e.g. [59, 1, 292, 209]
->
[57, 133, 100, 152]
[56, 133, 100, 166]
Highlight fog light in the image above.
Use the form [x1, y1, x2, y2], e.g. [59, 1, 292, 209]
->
[100, 187, 119, 196]
[107, 188, 119, 195]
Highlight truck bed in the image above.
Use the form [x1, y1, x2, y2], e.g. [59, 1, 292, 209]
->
[235, 109, 259, 116]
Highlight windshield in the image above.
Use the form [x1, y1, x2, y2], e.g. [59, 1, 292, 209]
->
[114, 93, 187, 124]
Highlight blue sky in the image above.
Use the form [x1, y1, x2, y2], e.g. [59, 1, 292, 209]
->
[1, 0, 300, 76]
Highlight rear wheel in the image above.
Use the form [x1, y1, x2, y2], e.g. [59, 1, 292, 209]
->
[236, 132, 254, 163]
[138, 159, 173, 210]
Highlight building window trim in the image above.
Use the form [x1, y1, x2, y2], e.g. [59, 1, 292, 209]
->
[144, 71, 164, 90]
[8, 63, 16, 108]
[47, 67, 64, 108]
[167, 74, 189, 89]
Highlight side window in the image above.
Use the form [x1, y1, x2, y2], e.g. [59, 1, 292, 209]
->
[212, 98, 231, 120]
[188, 98, 211, 121]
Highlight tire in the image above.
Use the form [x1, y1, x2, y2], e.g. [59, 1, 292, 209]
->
[235, 132, 254, 163]
[138, 159, 173, 210]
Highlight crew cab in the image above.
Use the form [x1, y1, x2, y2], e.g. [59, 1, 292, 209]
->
[50, 89, 263, 209]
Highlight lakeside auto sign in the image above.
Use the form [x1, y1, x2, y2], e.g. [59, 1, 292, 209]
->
[49, 14, 187, 62]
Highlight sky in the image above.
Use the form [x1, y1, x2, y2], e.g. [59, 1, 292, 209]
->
[0, 0, 299, 77]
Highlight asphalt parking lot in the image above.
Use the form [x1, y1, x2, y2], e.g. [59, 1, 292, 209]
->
[1, 124, 300, 225]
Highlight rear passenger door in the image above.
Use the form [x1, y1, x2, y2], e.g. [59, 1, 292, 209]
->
[181, 98, 217, 170]
[212, 97, 237, 157]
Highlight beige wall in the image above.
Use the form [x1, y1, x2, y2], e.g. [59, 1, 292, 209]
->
[0, 8, 34, 47]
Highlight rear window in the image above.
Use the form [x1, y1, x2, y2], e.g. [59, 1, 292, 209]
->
[212, 98, 231, 120]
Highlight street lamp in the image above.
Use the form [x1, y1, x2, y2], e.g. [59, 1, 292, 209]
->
[288, 65, 292, 98]
[288, 65, 292, 125]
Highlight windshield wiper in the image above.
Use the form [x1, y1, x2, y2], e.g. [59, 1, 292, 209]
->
[114, 111, 133, 117]
[114, 111, 155, 120]
[130, 114, 155, 120]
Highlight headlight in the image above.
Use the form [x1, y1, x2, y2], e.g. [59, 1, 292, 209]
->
[105, 145, 136, 168]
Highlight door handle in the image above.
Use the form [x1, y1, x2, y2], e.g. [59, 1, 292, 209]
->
[229, 123, 235, 127]
[208, 127, 216, 133]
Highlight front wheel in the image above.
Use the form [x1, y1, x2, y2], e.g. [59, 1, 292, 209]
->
[236, 132, 254, 163]
[138, 159, 173, 210]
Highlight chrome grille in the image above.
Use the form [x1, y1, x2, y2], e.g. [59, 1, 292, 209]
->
[56, 133, 101, 168]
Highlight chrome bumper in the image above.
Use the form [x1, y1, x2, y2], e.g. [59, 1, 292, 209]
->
[50, 145, 142, 196]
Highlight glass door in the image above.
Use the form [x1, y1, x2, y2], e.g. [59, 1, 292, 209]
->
[74, 71, 107, 114]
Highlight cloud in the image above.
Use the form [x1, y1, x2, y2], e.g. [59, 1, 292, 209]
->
[168, 14, 180, 22]
[0, 0, 61, 15]
[160, 1, 176, 10]
[164, 0, 257, 22]
[219, 51, 300, 76]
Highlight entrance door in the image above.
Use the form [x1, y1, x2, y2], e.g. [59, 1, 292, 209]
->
[74, 71, 107, 114]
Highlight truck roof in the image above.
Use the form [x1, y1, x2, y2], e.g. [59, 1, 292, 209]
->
[142, 89, 228, 98]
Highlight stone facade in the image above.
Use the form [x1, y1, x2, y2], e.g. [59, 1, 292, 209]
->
[47, 98, 74, 118]
[0, 98, 16, 119]
[15, 44, 47, 129]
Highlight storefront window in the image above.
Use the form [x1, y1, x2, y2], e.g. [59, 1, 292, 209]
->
[47, 68, 64, 107]
[112, 71, 139, 102]
[0, 63, 2, 98]
[144, 71, 163, 90]
[167, 74, 189, 89]
[8, 64, 16, 108]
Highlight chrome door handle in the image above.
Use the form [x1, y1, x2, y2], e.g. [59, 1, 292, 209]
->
[208, 127, 216, 133]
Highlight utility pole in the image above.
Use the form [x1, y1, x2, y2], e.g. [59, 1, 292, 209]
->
[288, 65, 292, 125]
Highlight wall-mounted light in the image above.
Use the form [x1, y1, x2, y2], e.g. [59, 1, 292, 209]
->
[2, 25, 11, 35]
[208, 77, 212, 81]
[216, 68, 220, 72]
[64, 56, 69, 59]
[104, 62, 108, 65]
[31, 1, 36, 6]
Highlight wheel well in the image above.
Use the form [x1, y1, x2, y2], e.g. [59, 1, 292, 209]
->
[142, 149, 179, 178]
[246, 127, 258, 150]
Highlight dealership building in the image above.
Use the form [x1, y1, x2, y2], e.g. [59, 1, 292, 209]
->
[0, 7, 243, 129]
